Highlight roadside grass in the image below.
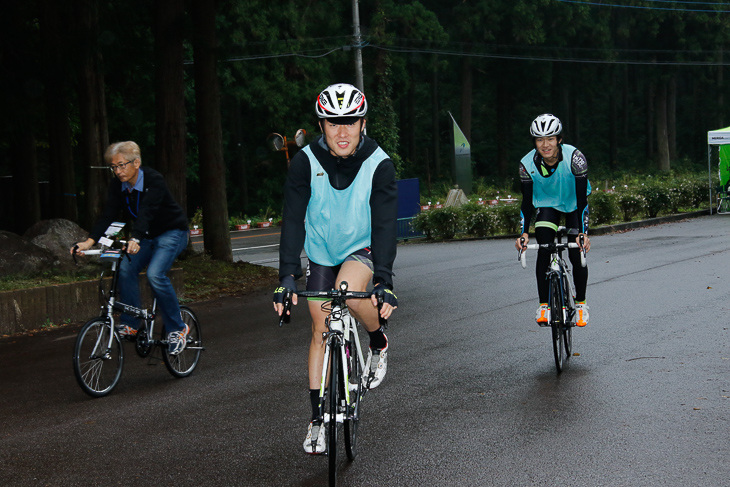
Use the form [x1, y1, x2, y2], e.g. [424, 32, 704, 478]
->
[0, 251, 279, 302]
[176, 251, 279, 302]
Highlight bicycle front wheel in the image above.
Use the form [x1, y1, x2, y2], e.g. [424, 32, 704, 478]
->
[163, 306, 203, 378]
[562, 278, 574, 357]
[327, 340, 340, 487]
[72, 318, 124, 397]
[549, 276, 565, 373]
[344, 337, 362, 460]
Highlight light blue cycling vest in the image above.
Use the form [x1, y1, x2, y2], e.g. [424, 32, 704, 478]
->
[521, 144, 591, 213]
[302, 145, 388, 266]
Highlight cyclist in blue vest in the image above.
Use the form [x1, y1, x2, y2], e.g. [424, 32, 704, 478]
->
[515, 114, 591, 327]
[273, 83, 398, 454]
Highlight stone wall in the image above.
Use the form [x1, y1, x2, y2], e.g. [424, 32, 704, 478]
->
[0, 269, 182, 335]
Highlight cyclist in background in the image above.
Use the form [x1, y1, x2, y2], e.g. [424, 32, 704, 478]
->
[515, 114, 591, 327]
[273, 83, 398, 454]
[71, 141, 190, 355]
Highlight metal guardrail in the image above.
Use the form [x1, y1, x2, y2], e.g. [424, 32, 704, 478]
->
[397, 217, 424, 241]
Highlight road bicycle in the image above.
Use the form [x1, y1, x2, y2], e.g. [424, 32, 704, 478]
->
[71, 224, 203, 398]
[279, 281, 384, 487]
[518, 227, 586, 373]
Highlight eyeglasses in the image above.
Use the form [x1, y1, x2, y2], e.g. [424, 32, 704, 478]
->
[109, 160, 134, 173]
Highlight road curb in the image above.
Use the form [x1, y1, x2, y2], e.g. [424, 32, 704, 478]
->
[401, 209, 713, 244]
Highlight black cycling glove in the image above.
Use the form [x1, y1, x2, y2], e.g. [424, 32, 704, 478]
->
[273, 275, 297, 304]
[372, 283, 398, 308]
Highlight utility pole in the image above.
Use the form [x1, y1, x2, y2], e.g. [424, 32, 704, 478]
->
[352, 0, 364, 91]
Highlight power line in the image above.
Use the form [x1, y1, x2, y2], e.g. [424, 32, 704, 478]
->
[555, 0, 730, 13]
[216, 41, 730, 66]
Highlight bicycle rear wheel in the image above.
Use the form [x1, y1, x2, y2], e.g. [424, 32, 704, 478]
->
[72, 318, 124, 397]
[327, 341, 340, 487]
[163, 306, 203, 378]
[549, 276, 565, 373]
[344, 336, 362, 460]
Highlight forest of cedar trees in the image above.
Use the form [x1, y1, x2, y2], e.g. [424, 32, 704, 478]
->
[1, 0, 728, 261]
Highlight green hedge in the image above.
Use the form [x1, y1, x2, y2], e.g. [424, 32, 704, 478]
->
[413, 173, 709, 240]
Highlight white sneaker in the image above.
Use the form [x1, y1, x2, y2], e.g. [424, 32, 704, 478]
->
[363, 335, 388, 389]
[303, 420, 326, 454]
[167, 324, 189, 356]
[575, 303, 590, 327]
[536, 304, 550, 327]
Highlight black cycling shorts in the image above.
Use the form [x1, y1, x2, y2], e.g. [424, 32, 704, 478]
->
[535, 207, 581, 236]
[306, 248, 374, 294]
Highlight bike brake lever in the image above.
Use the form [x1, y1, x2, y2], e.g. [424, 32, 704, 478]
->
[279, 291, 292, 327]
[377, 295, 387, 328]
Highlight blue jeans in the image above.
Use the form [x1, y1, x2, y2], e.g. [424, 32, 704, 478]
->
[118, 229, 188, 334]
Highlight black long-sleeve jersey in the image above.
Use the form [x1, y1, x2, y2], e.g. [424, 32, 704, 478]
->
[519, 145, 590, 234]
[278, 135, 398, 289]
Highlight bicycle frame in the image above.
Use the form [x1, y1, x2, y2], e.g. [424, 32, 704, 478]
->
[518, 228, 587, 372]
[73, 232, 203, 397]
[279, 281, 383, 484]
[91, 249, 161, 351]
[319, 304, 365, 425]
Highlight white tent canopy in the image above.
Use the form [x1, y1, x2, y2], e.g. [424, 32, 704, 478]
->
[707, 126, 730, 214]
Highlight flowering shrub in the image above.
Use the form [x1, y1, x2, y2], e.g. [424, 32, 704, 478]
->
[637, 179, 671, 218]
[460, 202, 498, 237]
[588, 190, 618, 225]
[412, 206, 460, 239]
[615, 186, 646, 221]
[411, 173, 707, 239]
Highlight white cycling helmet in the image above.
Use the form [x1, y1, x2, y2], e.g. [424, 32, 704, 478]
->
[530, 113, 563, 137]
[316, 83, 367, 119]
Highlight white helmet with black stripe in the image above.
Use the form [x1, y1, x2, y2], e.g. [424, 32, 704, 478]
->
[316, 83, 367, 119]
[530, 113, 562, 137]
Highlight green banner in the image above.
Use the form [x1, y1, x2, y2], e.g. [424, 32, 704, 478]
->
[720, 145, 730, 187]
[449, 112, 472, 195]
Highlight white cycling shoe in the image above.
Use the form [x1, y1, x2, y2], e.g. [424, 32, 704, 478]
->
[363, 335, 388, 389]
[303, 420, 326, 454]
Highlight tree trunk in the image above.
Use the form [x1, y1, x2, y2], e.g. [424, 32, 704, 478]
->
[40, 0, 78, 222]
[495, 60, 511, 178]
[622, 65, 629, 140]
[718, 47, 725, 128]
[655, 80, 670, 172]
[431, 56, 440, 179]
[609, 81, 618, 172]
[11, 129, 41, 234]
[668, 74, 677, 163]
[406, 55, 416, 169]
[75, 0, 109, 230]
[645, 81, 654, 161]
[231, 100, 249, 212]
[154, 0, 187, 213]
[192, 0, 232, 262]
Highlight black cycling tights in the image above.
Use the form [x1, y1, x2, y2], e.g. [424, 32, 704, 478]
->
[535, 226, 588, 303]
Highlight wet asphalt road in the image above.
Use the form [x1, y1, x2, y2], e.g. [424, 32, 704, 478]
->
[1, 215, 729, 486]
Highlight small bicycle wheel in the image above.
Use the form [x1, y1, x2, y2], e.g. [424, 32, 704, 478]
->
[549, 276, 565, 373]
[163, 306, 203, 378]
[327, 341, 340, 487]
[344, 337, 362, 460]
[73, 318, 124, 398]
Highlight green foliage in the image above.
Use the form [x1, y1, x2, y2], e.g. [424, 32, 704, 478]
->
[412, 206, 460, 240]
[588, 190, 617, 226]
[410, 172, 707, 239]
[459, 202, 498, 237]
[615, 186, 646, 222]
[637, 179, 671, 219]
